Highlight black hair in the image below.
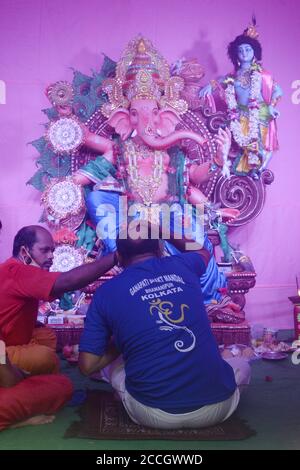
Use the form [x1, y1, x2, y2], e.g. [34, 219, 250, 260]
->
[116, 232, 160, 263]
[227, 34, 262, 71]
[12, 226, 38, 257]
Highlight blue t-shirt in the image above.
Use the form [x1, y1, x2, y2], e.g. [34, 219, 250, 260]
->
[80, 252, 236, 413]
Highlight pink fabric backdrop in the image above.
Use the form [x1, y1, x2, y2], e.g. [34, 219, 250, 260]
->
[0, 0, 299, 328]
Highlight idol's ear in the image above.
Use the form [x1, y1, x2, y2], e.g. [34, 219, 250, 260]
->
[107, 109, 132, 141]
[158, 109, 180, 136]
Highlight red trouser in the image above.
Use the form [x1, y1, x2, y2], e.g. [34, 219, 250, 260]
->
[0, 374, 73, 431]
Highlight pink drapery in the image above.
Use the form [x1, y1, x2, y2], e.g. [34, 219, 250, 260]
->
[261, 70, 279, 151]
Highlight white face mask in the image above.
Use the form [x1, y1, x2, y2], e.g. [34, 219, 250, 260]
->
[20, 247, 39, 268]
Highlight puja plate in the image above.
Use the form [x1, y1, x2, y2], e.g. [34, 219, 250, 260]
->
[261, 351, 288, 360]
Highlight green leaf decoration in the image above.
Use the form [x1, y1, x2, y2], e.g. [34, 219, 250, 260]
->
[26, 170, 49, 191]
[39, 151, 71, 177]
[73, 96, 96, 121]
[100, 55, 117, 77]
[72, 69, 92, 94]
[30, 136, 47, 153]
[42, 107, 58, 121]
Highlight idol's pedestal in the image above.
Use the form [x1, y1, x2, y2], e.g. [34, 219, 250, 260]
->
[211, 321, 252, 346]
[50, 325, 83, 351]
[208, 229, 256, 345]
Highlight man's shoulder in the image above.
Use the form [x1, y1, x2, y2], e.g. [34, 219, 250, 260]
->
[166, 252, 205, 275]
[0, 258, 59, 280]
[0, 258, 20, 274]
[163, 252, 201, 264]
[0, 257, 18, 266]
[0, 258, 34, 275]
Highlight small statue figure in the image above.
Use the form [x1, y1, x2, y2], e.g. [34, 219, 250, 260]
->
[199, 18, 283, 178]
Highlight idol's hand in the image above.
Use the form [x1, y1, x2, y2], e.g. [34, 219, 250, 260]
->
[214, 127, 232, 166]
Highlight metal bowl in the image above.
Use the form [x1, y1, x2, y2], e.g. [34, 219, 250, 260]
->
[261, 351, 288, 360]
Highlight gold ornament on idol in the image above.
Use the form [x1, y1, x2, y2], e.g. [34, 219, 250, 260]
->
[125, 140, 163, 207]
[244, 18, 259, 39]
[101, 36, 188, 118]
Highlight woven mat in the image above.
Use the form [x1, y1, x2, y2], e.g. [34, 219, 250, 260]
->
[64, 390, 256, 441]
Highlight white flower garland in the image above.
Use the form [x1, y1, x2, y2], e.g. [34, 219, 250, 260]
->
[224, 69, 262, 148]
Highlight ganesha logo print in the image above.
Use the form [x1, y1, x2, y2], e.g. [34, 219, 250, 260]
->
[129, 274, 196, 352]
[149, 299, 195, 352]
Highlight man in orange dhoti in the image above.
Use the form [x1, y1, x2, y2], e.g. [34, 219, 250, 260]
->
[0, 338, 73, 430]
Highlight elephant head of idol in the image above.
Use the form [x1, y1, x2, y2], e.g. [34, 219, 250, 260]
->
[100, 37, 206, 149]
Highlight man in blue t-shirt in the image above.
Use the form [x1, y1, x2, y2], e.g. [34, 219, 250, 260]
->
[79, 226, 250, 429]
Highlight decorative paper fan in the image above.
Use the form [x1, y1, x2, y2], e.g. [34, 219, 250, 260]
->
[42, 177, 84, 221]
[50, 244, 86, 272]
[46, 117, 84, 153]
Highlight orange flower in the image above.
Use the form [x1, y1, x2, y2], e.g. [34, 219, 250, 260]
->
[53, 228, 78, 245]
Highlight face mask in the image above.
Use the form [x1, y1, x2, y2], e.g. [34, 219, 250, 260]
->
[20, 247, 39, 268]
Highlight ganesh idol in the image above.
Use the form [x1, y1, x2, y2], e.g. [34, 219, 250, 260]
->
[46, 37, 243, 321]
